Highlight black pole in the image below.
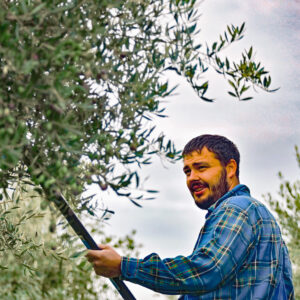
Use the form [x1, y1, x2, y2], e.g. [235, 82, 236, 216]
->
[53, 194, 136, 300]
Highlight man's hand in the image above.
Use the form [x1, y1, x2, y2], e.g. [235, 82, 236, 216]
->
[85, 244, 122, 278]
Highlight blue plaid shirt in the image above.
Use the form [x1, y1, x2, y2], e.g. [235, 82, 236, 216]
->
[121, 184, 294, 299]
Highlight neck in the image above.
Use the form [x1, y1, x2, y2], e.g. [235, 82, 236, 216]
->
[228, 177, 240, 191]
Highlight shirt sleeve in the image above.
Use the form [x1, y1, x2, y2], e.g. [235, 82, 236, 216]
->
[120, 203, 255, 295]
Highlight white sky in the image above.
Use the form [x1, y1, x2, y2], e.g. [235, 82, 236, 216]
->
[89, 1, 300, 298]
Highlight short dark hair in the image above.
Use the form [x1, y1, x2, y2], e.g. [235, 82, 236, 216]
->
[182, 134, 240, 177]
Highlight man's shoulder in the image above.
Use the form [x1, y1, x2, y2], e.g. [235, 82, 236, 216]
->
[224, 194, 261, 211]
[221, 193, 276, 223]
[212, 185, 263, 213]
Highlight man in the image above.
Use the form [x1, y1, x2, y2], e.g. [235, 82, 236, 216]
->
[86, 134, 294, 299]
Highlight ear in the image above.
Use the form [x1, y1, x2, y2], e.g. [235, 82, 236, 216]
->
[225, 159, 237, 179]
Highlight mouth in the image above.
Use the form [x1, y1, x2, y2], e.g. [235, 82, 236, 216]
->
[191, 183, 208, 197]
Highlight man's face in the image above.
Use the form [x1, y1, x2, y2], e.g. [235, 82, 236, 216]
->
[183, 147, 230, 209]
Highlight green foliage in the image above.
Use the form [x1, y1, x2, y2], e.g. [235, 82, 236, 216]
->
[0, 0, 274, 207]
[0, 182, 141, 300]
[264, 146, 300, 298]
[204, 24, 277, 101]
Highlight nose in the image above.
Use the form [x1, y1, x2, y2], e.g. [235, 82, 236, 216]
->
[187, 169, 200, 184]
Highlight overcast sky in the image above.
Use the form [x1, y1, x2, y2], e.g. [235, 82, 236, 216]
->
[91, 1, 300, 298]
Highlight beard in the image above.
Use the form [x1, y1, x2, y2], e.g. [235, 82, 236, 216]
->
[194, 168, 229, 210]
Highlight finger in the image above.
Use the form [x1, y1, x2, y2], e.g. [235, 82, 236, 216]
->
[86, 256, 94, 263]
[86, 249, 101, 257]
[97, 244, 110, 250]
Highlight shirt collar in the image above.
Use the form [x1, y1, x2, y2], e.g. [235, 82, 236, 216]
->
[205, 184, 251, 218]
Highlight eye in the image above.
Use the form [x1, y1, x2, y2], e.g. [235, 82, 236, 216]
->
[183, 169, 191, 176]
[197, 166, 206, 170]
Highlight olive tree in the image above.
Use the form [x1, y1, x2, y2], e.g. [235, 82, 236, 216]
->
[0, 0, 274, 202]
[0, 181, 141, 299]
[264, 146, 300, 298]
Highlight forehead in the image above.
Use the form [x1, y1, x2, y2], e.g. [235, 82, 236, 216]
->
[183, 147, 220, 166]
